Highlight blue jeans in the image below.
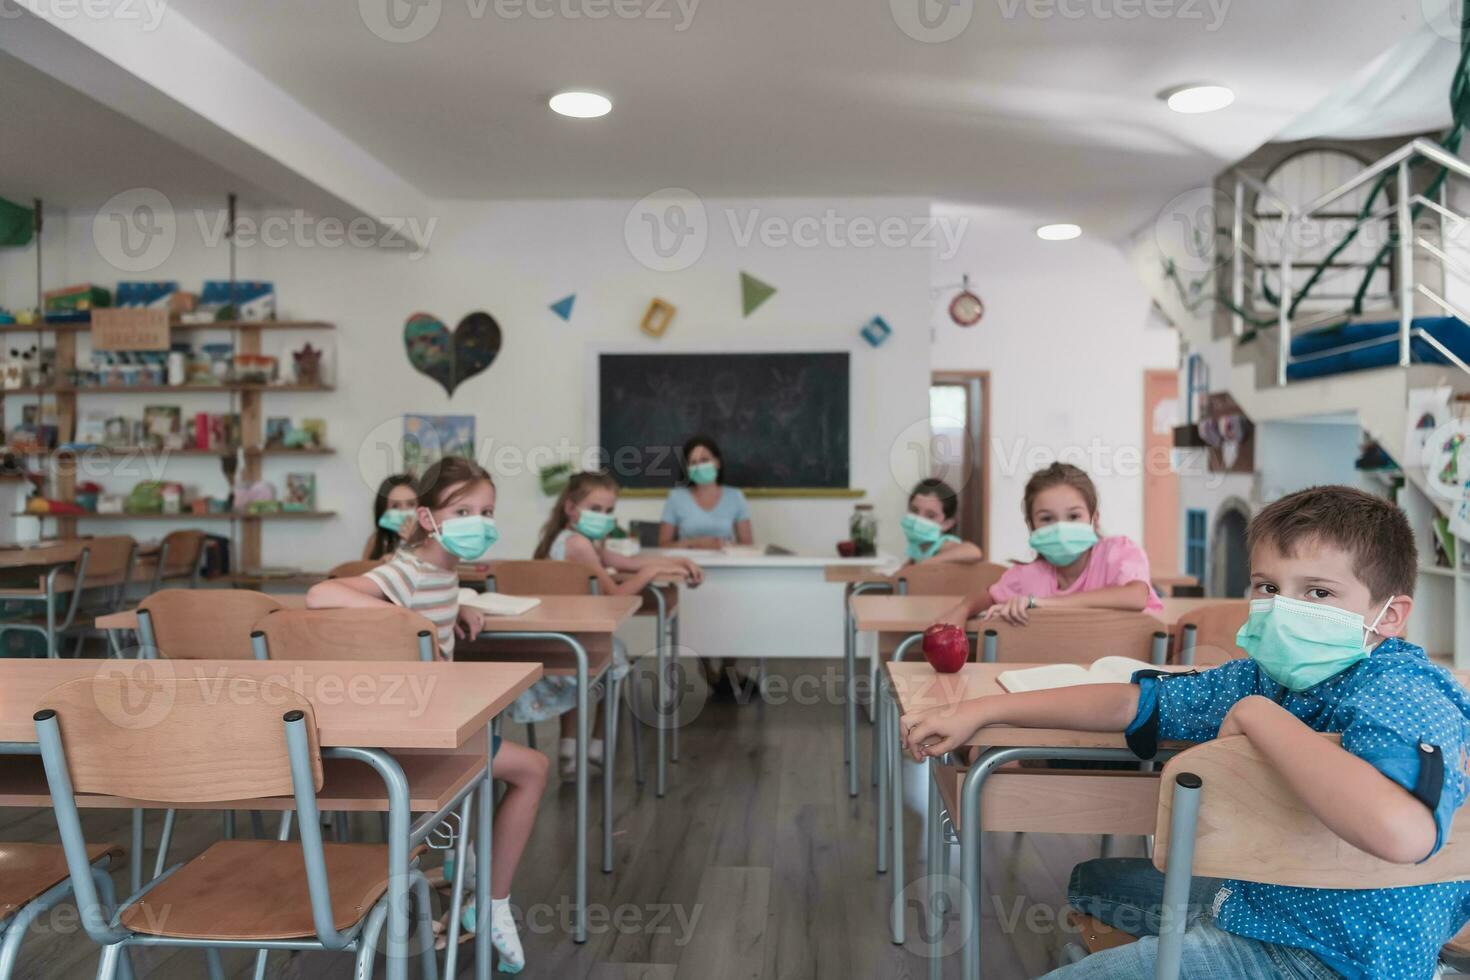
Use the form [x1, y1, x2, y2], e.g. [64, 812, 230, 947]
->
[1040, 859, 1339, 980]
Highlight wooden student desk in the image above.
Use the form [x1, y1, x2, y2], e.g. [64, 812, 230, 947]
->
[461, 592, 641, 943]
[885, 661, 1192, 980]
[0, 658, 540, 980]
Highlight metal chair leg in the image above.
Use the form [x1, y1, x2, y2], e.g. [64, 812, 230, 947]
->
[410, 872, 439, 980]
[604, 674, 621, 873]
[625, 678, 645, 786]
[354, 902, 390, 980]
[204, 947, 226, 980]
[524, 721, 536, 750]
[94, 943, 125, 980]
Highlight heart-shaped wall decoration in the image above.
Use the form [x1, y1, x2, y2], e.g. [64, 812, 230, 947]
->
[403, 311, 502, 396]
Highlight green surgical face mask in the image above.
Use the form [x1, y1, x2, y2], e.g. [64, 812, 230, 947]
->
[901, 512, 944, 560]
[575, 509, 616, 541]
[429, 514, 499, 562]
[1029, 521, 1098, 566]
[688, 461, 719, 485]
[1236, 594, 1391, 691]
[378, 508, 412, 535]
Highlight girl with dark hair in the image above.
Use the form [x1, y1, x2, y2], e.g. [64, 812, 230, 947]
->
[902, 477, 983, 565]
[362, 473, 417, 560]
[656, 434, 755, 549]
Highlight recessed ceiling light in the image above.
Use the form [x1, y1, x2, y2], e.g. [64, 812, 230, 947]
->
[1036, 223, 1081, 241]
[1161, 84, 1235, 114]
[549, 91, 612, 118]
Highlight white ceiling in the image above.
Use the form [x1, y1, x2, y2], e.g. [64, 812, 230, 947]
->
[0, 52, 275, 210]
[3, 0, 1446, 236]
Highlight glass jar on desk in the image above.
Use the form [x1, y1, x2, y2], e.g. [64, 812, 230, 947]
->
[850, 504, 877, 557]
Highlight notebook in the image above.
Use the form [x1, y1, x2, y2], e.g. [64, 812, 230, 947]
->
[997, 656, 1155, 693]
[458, 588, 541, 617]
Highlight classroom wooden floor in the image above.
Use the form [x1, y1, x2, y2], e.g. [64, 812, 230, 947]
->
[1, 659, 1126, 980]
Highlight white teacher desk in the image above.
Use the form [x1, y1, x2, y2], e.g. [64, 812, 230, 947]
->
[643, 547, 895, 660]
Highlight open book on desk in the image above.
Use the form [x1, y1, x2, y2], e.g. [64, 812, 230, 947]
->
[458, 588, 541, 617]
[997, 656, 1157, 694]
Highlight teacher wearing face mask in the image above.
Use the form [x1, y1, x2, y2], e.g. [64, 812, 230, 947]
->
[657, 434, 755, 550]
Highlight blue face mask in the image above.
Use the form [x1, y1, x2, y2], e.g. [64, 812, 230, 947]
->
[378, 508, 412, 535]
[429, 513, 499, 561]
[901, 512, 945, 560]
[1029, 521, 1098, 566]
[575, 509, 616, 541]
[688, 461, 719, 485]
[1236, 594, 1391, 691]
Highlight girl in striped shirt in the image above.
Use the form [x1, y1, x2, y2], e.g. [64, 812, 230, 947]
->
[307, 457, 546, 973]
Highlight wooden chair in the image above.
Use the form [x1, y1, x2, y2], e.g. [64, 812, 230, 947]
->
[136, 589, 283, 660]
[326, 559, 383, 580]
[0, 541, 91, 659]
[59, 536, 139, 657]
[881, 560, 1009, 660]
[252, 606, 438, 662]
[131, 529, 206, 595]
[1146, 735, 1470, 976]
[1173, 601, 1250, 666]
[0, 842, 125, 980]
[33, 674, 438, 980]
[973, 608, 1170, 666]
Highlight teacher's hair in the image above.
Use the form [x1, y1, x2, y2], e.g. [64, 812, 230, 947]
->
[536, 470, 621, 559]
[680, 434, 725, 484]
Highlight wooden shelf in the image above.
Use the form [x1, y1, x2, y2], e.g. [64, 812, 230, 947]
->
[0, 383, 334, 395]
[16, 510, 336, 521]
[11, 446, 335, 459]
[0, 319, 334, 333]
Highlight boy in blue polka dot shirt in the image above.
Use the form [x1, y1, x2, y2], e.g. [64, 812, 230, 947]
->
[902, 485, 1470, 979]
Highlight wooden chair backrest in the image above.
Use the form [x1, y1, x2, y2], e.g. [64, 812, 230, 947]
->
[326, 559, 383, 579]
[254, 607, 437, 661]
[1177, 601, 1251, 665]
[37, 671, 321, 803]
[76, 535, 136, 588]
[1156, 735, 1470, 889]
[489, 559, 596, 596]
[982, 609, 1165, 665]
[157, 530, 206, 579]
[139, 589, 283, 660]
[896, 561, 1007, 598]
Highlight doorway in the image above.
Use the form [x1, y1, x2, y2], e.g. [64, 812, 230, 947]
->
[929, 371, 989, 555]
[1143, 369, 1181, 575]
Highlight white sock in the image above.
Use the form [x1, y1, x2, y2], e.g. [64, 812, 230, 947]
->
[558, 738, 576, 758]
[488, 896, 524, 972]
[588, 738, 605, 765]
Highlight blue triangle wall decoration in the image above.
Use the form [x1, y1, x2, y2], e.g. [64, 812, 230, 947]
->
[550, 294, 576, 321]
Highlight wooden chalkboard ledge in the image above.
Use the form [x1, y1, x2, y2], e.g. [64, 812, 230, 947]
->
[621, 487, 866, 500]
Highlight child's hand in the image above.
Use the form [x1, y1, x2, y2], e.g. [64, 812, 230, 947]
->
[900, 700, 988, 761]
[680, 559, 704, 586]
[982, 596, 1031, 627]
[455, 606, 484, 639]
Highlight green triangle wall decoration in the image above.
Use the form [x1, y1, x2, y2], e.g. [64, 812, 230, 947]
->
[740, 271, 776, 318]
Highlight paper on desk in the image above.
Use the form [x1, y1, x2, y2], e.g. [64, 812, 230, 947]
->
[458, 589, 541, 616]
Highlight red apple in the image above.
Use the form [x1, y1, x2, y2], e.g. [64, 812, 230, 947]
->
[922, 623, 968, 673]
[836, 540, 857, 557]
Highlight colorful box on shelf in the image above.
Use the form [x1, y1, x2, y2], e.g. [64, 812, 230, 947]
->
[184, 280, 275, 324]
[43, 284, 110, 322]
[114, 281, 178, 310]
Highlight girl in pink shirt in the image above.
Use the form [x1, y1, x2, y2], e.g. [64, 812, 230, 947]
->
[941, 462, 1162, 626]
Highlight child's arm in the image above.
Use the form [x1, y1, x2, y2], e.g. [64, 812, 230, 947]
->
[605, 550, 704, 586]
[936, 591, 992, 627]
[1030, 581, 1152, 613]
[733, 519, 754, 546]
[920, 540, 984, 565]
[1220, 696, 1438, 864]
[306, 575, 391, 609]
[564, 535, 660, 597]
[901, 684, 1141, 761]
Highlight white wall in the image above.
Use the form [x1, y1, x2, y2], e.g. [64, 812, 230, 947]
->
[1, 197, 934, 564]
[931, 205, 1179, 564]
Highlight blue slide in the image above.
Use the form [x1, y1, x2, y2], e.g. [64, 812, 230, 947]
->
[1286, 315, 1470, 381]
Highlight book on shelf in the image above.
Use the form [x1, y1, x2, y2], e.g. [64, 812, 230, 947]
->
[996, 656, 1157, 694]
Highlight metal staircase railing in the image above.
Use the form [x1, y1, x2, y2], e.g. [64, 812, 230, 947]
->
[1228, 137, 1470, 386]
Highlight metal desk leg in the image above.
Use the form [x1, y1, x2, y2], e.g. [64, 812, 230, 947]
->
[476, 723, 495, 980]
[130, 809, 144, 893]
[876, 669, 888, 874]
[890, 673, 905, 945]
[669, 604, 680, 765]
[844, 587, 858, 797]
[603, 673, 618, 873]
[652, 588, 668, 798]
[926, 757, 944, 980]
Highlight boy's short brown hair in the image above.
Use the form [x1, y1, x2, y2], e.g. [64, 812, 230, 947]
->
[1246, 485, 1417, 601]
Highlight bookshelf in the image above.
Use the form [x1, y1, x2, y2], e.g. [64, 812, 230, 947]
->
[1, 318, 336, 572]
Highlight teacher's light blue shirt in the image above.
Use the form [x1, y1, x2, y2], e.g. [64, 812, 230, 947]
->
[660, 485, 750, 542]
